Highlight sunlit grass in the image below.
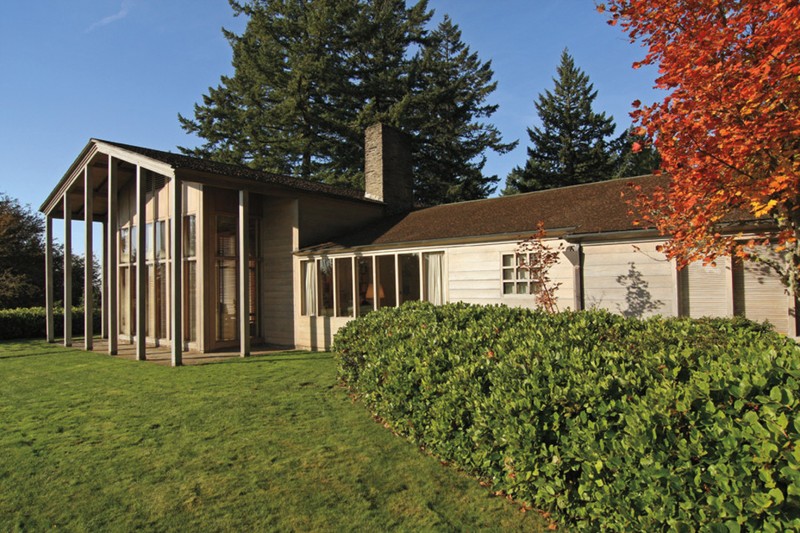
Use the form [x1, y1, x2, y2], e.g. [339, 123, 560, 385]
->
[0, 339, 544, 531]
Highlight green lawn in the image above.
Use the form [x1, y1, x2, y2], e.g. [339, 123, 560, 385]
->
[0, 340, 545, 532]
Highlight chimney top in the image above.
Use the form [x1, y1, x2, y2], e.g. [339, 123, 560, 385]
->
[364, 123, 414, 214]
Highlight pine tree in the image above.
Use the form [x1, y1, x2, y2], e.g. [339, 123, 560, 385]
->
[179, 0, 432, 189]
[613, 127, 661, 178]
[504, 49, 618, 194]
[408, 16, 516, 205]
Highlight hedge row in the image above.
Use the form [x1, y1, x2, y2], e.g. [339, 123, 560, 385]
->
[0, 307, 101, 340]
[333, 302, 800, 531]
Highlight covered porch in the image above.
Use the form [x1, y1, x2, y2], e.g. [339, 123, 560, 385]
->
[40, 140, 257, 367]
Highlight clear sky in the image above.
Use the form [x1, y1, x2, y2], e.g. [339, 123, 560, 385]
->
[0, 1, 661, 254]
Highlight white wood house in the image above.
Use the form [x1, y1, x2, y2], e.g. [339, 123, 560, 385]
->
[40, 124, 797, 364]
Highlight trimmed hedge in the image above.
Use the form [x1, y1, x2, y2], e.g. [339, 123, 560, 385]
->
[333, 302, 800, 531]
[0, 307, 101, 340]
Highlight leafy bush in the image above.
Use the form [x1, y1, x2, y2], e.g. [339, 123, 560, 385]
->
[333, 302, 800, 531]
[0, 307, 101, 340]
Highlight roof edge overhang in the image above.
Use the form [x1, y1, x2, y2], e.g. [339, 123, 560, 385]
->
[295, 226, 578, 256]
[39, 139, 176, 217]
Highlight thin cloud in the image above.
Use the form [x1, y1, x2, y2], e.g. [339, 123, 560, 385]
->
[86, 0, 134, 33]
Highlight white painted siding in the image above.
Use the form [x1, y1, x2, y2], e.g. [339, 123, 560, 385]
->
[583, 241, 675, 317]
[734, 251, 791, 334]
[261, 198, 297, 347]
[680, 258, 731, 318]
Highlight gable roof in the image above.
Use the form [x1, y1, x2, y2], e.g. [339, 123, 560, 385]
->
[40, 138, 374, 215]
[301, 174, 673, 252]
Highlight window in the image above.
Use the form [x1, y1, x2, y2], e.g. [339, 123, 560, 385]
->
[502, 253, 541, 295]
[376, 255, 397, 308]
[216, 215, 237, 341]
[356, 257, 374, 315]
[304, 252, 446, 316]
[399, 253, 420, 304]
[318, 258, 334, 317]
[335, 257, 354, 317]
[183, 214, 197, 343]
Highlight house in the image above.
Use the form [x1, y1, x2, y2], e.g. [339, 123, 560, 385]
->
[40, 124, 798, 365]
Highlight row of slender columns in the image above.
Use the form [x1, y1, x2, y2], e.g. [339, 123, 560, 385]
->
[46, 162, 250, 366]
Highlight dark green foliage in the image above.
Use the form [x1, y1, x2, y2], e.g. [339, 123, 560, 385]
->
[0, 307, 101, 340]
[0, 192, 98, 309]
[334, 302, 800, 531]
[504, 49, 619, 194]
[614, 126, 661, 178]
[407, 16, 516, 205]
[180, 1, 513, 205]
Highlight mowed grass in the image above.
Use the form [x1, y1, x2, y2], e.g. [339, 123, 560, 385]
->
[0, 340, 545, 532]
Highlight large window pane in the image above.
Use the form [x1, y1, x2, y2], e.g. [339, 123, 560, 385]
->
[335, 258, 354, 317]
[318, 258, 334, 317]
[120, 266, 129, 334]
[217, 258, 237, 341]
[120, 228, 129, 263]
[399, 253, 420, 304]
[357, 257, 374, 316]
[184, 261, 197, 342]
[217, 216, 237, 257]
[183, 215, 196, 258]
[145, 222, 154, 261]
[155, 221, 166, 260]
[376, 255, 396, 308]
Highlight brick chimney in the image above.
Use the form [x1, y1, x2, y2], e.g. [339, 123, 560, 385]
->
[364, 123, 414, 213]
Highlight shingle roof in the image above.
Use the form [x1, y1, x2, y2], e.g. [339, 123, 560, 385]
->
[303, 174, 673, 251]
[97, 139, 372, 203]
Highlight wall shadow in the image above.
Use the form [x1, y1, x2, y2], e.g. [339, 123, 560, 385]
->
[615, 262, 664, 318]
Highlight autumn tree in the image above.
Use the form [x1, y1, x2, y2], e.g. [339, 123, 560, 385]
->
[601, 0, 800, 295]
[504, 49, 619, 194]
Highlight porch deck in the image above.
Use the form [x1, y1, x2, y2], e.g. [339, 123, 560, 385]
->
[67, 338, 294, 366]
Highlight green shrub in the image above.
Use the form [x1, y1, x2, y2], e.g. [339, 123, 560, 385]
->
[333, 302, 800, 531]
[0, 307, 101, 340]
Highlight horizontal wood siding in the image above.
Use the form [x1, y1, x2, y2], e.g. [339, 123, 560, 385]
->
[261, 198, 297, 346]
[582, 241, 675, 317]
[447, 241, 575, 311]
[734, 251, 790, 334]
[681, 259, 730, 318]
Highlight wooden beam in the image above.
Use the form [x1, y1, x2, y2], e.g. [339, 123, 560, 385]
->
[171, 178, 183, 366]
[135, 165, 147, 360]
[107, 157, 118, 355]
[84, 166, 94, 350]
[45, 215, 54, 343]
[64, 194, 72, 347]
[101, 222, 107, 339]
[238, 190, 250, 357]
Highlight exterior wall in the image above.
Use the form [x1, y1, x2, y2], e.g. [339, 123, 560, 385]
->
[297, 196, 383, 249]
[680, 258, 733, 318]
[261, 198, 298, 347]
[293, 238, 578, 350]
[582, 241, 676, 317]
[733, 249, 794, 335]
[447, 240, 576, 311]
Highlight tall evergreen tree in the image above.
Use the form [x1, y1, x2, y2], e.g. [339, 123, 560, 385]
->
[613, 127, 661, 178]
[180, 1, 511, 206]
[407, 16, 516, 205]
[504, 49, 618, 194]
[179, 0, 431, 188]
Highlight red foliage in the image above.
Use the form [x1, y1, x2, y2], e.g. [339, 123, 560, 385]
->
[516, 222, 564, 313]
[600, 0, 800, 294]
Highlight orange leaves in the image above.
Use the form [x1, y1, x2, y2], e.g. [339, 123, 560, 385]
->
[603, 0, 800, 293]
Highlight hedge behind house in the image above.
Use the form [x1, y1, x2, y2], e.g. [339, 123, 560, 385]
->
[0, 307, 101, 340]
[333, 302, 800, 531]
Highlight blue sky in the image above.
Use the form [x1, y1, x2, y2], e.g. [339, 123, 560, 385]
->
[0, 1, 660, 253]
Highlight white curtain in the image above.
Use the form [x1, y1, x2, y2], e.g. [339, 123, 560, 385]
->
[424, 253, 444, 305]
[303, 261, 317, 316]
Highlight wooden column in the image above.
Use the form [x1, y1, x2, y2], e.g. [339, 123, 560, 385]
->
[238, 190, 250, 357]
[135, 166, 147, 360]
[101, 222, 107, 339]
[64, 194, 72, 347]
[45, 214, 54, 342]
[170, 178, 183, 366]
[107, 157, 118, 355]
[84, 167, 94, 351]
